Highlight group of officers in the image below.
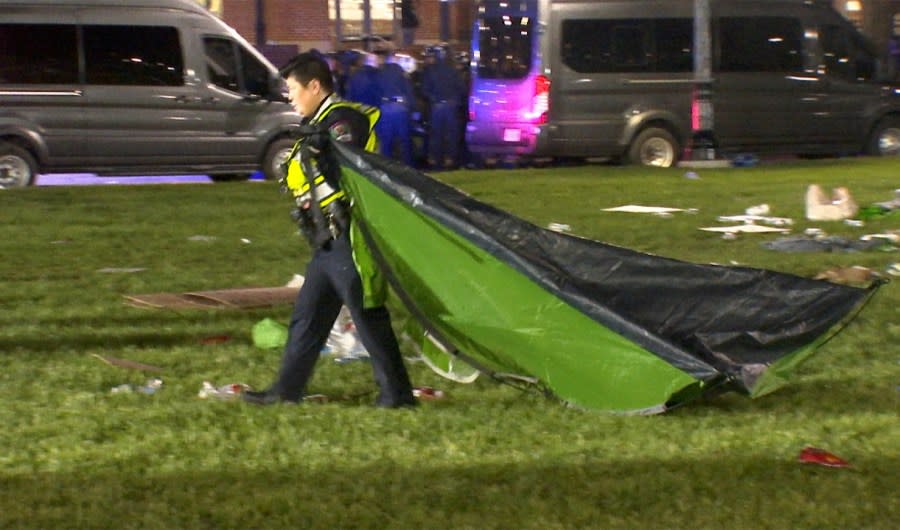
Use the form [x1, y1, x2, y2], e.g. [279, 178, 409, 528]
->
[309, 44, 469, 171]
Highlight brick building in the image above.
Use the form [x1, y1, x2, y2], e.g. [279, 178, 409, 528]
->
[205, 1, 900, 60]
[215, 0, 475, 53]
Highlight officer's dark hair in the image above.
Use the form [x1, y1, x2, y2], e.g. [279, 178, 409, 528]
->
[280, 52, 334, 92]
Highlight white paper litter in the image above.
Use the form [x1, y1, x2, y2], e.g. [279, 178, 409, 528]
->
[602, 205, 689, 214]
[699, 225, 791, 234]
[716, 214, 793, 226]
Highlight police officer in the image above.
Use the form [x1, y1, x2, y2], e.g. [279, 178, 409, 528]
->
[243, 52, 416, 408]
[421, 44, 465, 170]
[375, 50, 416, 166]
[345, 51, 382, 108]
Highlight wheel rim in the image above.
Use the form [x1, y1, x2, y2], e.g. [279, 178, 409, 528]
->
[270, 147, 292, 180]
[878, 127, 900, 156]
[0, 154, 31, 188]
[640, 138, 675, 167]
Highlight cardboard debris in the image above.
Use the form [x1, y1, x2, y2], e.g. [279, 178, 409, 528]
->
[124, 286, 299, 310]
[805, 184, 858, 221]
[814, 266, 880, 285]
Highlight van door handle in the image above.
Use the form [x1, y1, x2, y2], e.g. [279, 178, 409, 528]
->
[174, 95, 218, 104]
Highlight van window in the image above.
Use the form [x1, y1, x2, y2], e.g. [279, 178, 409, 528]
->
[561, 19, 692, 73]
[718, 17, 803, 72]
[83, 26, 184, 85]
[204, 36, 271, 97]
[820, 24, 877, 81]
[0, 24, 78, 84]
[476, 15, 533, 79]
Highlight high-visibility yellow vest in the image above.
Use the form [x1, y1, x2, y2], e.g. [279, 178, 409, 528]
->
[283, 100, 380, 207]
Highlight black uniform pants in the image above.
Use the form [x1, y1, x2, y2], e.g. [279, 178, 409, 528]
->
[273, 232, 415, 407]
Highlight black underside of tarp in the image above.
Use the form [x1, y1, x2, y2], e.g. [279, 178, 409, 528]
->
[334, 143, 869, 383]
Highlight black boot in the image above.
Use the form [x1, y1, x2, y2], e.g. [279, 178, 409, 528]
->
[241, 389, 298, 405]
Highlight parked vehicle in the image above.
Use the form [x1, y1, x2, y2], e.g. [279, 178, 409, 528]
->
[0, 0, 301, 187]
[465, 0, 900, 167]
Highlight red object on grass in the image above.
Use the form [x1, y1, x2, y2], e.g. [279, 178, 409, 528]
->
[797, 446, 850, 468]
[201, 335, 231, 345]
[413, 386, 445, 400]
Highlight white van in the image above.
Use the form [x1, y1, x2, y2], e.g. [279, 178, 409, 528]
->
[465, 0, 900, 167]
[0, 0, 301, 187]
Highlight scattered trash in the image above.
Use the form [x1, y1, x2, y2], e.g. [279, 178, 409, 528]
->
[860, 231, 900, 244]
[721, 232, 738, 241]
[252, 318, 288, 349]
[745, 203, 770, 216]
[683, 171, 701, 180]
[804, 228, 825, 237]
[285, 274, 305, 288]
[874, 188, 900, 210]
[92, 354, 163, 373]
[333, 354, 370, 364]
[886, 263, 900, 276]
[716, 214, 793, 227]
[700, 224, 790, 234]
[50, 240, 70, 245]
[797, 446, 851, 468]
[240, 238, 252, 244]
[413, 386, 445, 400]
[547, 222, 571, 233]
[843, 219, 865, 228]
[324, 307, 368, 360]
[303, 394, 329, 403]
[200, 334, 231, 345]
[188, 235, 217, 242]
[814, 266, 880, 285]
[125, 286, 299, 310]
[602, 205, 693, 214]
[198, 381, 250, 400]
[97, 267, 146, 273]
[805, 184, 858, 221]
[111, 378, 163, 395]
[763, 235, 887, 253]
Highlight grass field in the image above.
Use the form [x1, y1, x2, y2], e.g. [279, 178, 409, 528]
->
[1, 157, 898, 529]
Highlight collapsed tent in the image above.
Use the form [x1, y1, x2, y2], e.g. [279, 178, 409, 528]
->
[331, 141, 878, 414]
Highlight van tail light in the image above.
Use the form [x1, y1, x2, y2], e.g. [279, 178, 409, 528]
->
[469, 109, 476, 121]
[690, 87, 701, 131]
[533, 74, 550, 124]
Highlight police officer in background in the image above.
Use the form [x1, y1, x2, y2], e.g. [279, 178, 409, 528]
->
[375, 50, 416, 166]
[345, 51, 382, 108]
[421, 44, 466, 170]
[243, 52, 416, 408]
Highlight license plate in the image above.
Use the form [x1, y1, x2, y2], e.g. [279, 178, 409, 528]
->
[503, 128, 522, 142]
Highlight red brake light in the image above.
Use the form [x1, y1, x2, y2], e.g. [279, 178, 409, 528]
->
[534, 74, 550, 124]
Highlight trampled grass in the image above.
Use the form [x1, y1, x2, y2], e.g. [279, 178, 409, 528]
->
[1, 157, 898, 529]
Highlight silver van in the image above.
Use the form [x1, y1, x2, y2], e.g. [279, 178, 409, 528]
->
[0, 0, 300, 187]
[466, 0, 900, 167]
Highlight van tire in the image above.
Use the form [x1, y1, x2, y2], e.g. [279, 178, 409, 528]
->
[0, 142, 38, 188]
[262, 138, 297, 181]
[866, 117, 900, 157]
[627, 127, 679, 168]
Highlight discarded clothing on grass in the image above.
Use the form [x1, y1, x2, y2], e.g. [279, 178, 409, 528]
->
[762, 235, 888, 253]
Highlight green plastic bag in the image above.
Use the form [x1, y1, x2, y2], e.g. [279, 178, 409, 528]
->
[252, 318, 288, 349]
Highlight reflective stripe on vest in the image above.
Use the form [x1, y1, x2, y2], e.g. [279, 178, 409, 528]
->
[284, 101, 380, 203]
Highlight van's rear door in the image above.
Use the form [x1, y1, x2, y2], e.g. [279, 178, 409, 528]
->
[466, 0, 542, 155]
